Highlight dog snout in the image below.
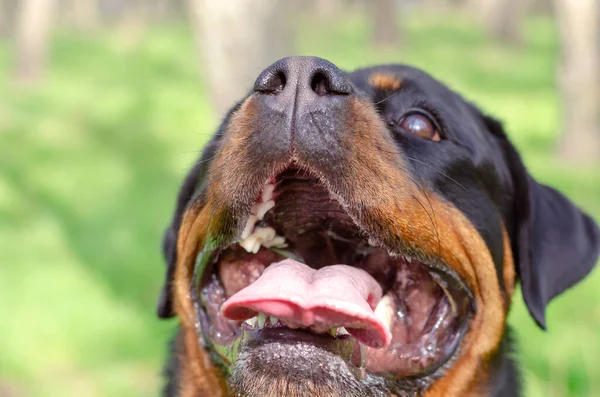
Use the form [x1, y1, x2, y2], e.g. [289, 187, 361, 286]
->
[248, 56, 357, 168]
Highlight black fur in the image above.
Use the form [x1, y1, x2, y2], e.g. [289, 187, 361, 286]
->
[162, 331, 182, 397]
[488, 328, 522, 397]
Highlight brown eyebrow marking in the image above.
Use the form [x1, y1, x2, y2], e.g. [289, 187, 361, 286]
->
[368, 73, 402, 91]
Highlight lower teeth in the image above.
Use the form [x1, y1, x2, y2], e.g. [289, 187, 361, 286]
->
[243, 314, 350, 339]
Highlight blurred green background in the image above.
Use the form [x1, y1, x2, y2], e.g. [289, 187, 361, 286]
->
[1, 2, 599, 397]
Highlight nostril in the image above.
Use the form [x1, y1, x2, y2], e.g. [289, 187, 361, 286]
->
[257, 71, 286, 95]
[310, 72, 331, 96]
[269, 71, 286, 94]
[310, 70, 350, 96]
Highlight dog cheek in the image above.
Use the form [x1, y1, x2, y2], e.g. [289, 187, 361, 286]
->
[170, 200, 232, 395]
[425, 202, 509, 396]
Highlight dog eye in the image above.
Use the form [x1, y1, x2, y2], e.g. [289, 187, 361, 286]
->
[398, 112, 441, 141]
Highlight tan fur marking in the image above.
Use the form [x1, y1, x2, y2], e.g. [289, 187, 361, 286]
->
[172, 202, 228, 396]
[502, 227, 516, 302]
[369, 73, 402, 91]
[171, 98, 264, 396]
[178, 327, 227, 397]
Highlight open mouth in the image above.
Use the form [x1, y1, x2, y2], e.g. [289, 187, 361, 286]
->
[192, 168, 474, 380]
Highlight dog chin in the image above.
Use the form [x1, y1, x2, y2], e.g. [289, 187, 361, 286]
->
[229, 342, 389, 397]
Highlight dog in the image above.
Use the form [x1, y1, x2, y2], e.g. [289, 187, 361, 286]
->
[157, 57, 600, 397]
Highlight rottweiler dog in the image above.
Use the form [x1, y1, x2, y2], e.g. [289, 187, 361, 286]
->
[158, 57, 600, 397]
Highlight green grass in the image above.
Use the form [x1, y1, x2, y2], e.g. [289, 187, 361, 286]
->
[1, 11, 599, 397]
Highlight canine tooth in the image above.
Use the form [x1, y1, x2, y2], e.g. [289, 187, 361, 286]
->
[374, 296, 395, 329]
[270, 316, 279, 325]
[257, 312, 266, 328]
[338, 327, 349, 335]
[255, 200, 275, 220]
[261, 184, 276, 203]
[241, 214, 258, 240]
[329, 328, 338, 337]
[244, 317, 257, 327]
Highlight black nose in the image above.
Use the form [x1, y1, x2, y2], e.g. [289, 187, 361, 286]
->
[248, 57, 355, 165]
[253, 56, 352, 97]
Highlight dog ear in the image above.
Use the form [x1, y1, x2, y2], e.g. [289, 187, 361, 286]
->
[483, 115, 600, 329]
[157, 139, 220, 318]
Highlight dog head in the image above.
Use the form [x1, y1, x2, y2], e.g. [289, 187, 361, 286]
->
[158, 57, 599, 397]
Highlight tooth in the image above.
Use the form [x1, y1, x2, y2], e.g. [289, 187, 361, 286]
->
[244, 317, 257, 327]
[329, 328, 338, 337]
[262, 236, 287, 249]
[241, 225, 288, 253]
[241, 214, 258, 239]
[374, 295, 395, 329]
[255, 227, 286, 249]
[254, 226, 276, 241]
[261, 184, 276, 202]
[255, 200, 275, 220]
[338, 327, 349, 335]
[257, 312, 266, 328]
[240, 235, 258, 253]
[270, 316, 279, 325]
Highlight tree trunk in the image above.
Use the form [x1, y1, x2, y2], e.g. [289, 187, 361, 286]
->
[114, 0, 148, 50]
[12, 0, 57, 82]
[421, 0, 455, 9]
[555, 0, 600, 162]
[0, 0, 5, 36]
[315, 0, 342, 18]
[371, 0, 400, 47]
[186, 0, 294, 115]
[473, 0, 525, 44]
[530, 0, 554, 16]
[149, 0, 181, 22]
[67, 0, 101, 31]
[1, 0, 21, 37]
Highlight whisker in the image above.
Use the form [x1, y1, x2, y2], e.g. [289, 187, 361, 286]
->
[404, 156, 468, 192]
[374, 89, 402, 105]
[193, 155, 217, 166]
[416, 183, 443, 257]
[403, 170, 442, 257]
[194, 132, 224, 137]
[367, 142, 468, 193]
[178, 150, 206, 155]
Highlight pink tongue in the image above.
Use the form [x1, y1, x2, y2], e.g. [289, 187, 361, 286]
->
[221, 259, 391, 348]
